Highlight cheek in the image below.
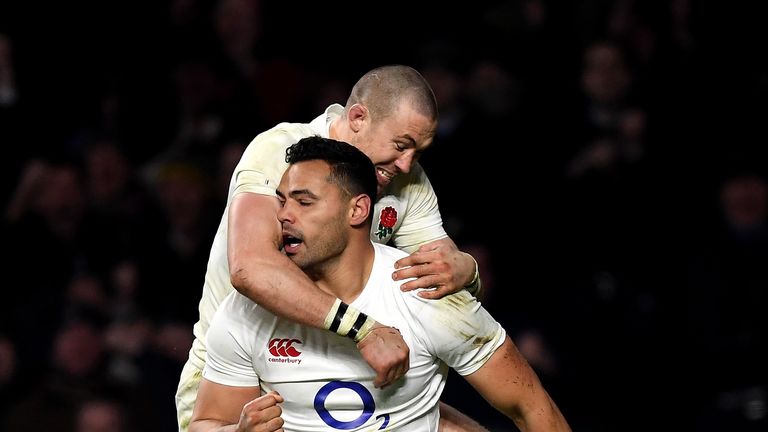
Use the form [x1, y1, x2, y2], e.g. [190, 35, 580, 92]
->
[371, 149, 398, 165]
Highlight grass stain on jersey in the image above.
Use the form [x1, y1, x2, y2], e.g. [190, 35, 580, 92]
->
[434, 290, 496, 351]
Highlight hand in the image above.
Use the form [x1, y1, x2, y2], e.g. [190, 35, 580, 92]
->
[356, 324, 410, 388]
[393, 238, 475, 299]
[237, 391, 285, 432]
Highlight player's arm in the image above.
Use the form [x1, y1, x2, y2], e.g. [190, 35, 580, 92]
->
[463, 336, 571, 432]
[190, 379, 283, 432]
[438, 401, 489, 432]
[228, 192, 408, 388]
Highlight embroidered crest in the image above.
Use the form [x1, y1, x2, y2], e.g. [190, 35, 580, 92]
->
[376, 206, 398, 239]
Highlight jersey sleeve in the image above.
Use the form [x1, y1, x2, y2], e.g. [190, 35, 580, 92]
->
[389, 163, 448, 253]
[202, 294, 261, 387]
[412, 290, 506, 376]
[232, 126, 312, 197]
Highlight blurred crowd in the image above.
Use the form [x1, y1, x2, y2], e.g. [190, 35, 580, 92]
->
[0, 1, 764, 431]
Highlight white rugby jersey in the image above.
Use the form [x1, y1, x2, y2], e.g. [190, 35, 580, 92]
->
[186, 104, 448, 371]
[204, 242, 505, 431]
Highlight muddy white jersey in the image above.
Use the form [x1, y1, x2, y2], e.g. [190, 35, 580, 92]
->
[204, 242, 505, 431]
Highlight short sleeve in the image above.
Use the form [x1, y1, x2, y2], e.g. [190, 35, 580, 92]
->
[231, 127, 314, 197]
[202, 294, 261, 387]
[414, 290, 506, 376]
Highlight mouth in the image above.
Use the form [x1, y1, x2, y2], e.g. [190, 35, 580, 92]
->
[376, 167, 396, 187]
[282, 232, 303, 255]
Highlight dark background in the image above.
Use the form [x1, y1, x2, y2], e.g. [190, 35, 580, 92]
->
[1, 1, 765, 431]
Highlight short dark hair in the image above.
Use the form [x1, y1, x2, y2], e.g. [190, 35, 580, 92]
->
[285, 136, 378, 204]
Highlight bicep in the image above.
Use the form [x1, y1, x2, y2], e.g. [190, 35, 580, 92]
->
[191, 378, 261, 427]
[228, 192, 282, 271]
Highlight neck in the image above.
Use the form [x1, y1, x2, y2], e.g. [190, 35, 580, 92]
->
[315, 234, 375, 304]
[328, 116, 340, 140]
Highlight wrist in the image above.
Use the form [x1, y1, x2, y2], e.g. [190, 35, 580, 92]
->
[464, 256, 481, 296]
[323, 299, 376, 342]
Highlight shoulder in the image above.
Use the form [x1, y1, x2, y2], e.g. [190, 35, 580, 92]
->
[248, 122, 316, 152]
[236, 123, 318, 174]
[372, 242, 409, 263]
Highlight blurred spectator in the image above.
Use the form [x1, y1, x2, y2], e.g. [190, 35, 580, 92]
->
[76, 397, 129, 432]
[566, 40, 647, 179]
[0, 335, 18, 425]
[2, 317, 108, 432]
[139, 162, 218, 325]
[0, 33, 25, 207]
[690, 170, 768, 430]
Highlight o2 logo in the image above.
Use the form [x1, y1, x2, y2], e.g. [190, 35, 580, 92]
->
[313, 381, 390, 430]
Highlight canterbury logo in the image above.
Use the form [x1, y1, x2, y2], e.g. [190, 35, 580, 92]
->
[268, 338, 302, 357]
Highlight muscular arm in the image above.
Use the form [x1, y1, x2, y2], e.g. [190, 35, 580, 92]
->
[228, 192, 408, 387]
[228, 192, 333, 328]
[464, 336, 571, 432]
[190, 379, 283, 432]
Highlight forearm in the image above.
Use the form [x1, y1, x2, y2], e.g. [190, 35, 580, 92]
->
[501, 392, 570, 432]
[466, 337, 571, 432]
[231, 250, 334, 328]
[232, 257, 375, 341]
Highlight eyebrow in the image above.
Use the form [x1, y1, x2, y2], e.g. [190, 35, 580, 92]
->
[396, 134, 429, 153]
[279, 189, 319, 200]
[396, 134, 417, 147]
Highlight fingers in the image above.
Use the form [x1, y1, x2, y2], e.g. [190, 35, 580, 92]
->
[240, 392, 285, 431]
[398, 274, 445, 292]
[374, 355, 409, 388]
[417, 286, 453, 299]
[394, 240, 448, 269]
[394, 255, 420, 270]
[375, 360, 409, 389]
[373, 371, 388, 388]
[358, 326, 410, 389]
[245, 392, 284, 411]
[393, 260, 450, 282]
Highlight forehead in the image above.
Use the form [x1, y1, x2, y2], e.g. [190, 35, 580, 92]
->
[280, 160, 333, 190]
[381, 101, 437, 151]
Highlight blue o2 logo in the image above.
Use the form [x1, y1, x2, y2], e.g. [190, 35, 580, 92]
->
[313, 381, 390, 430]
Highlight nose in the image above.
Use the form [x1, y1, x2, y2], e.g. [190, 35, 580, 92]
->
[277, 201, 293, 223]
[394, 152, 415, 174]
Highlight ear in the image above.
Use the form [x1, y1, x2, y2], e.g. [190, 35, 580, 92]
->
[347, 103, 368, 133]
[349, 193, 372, 227]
